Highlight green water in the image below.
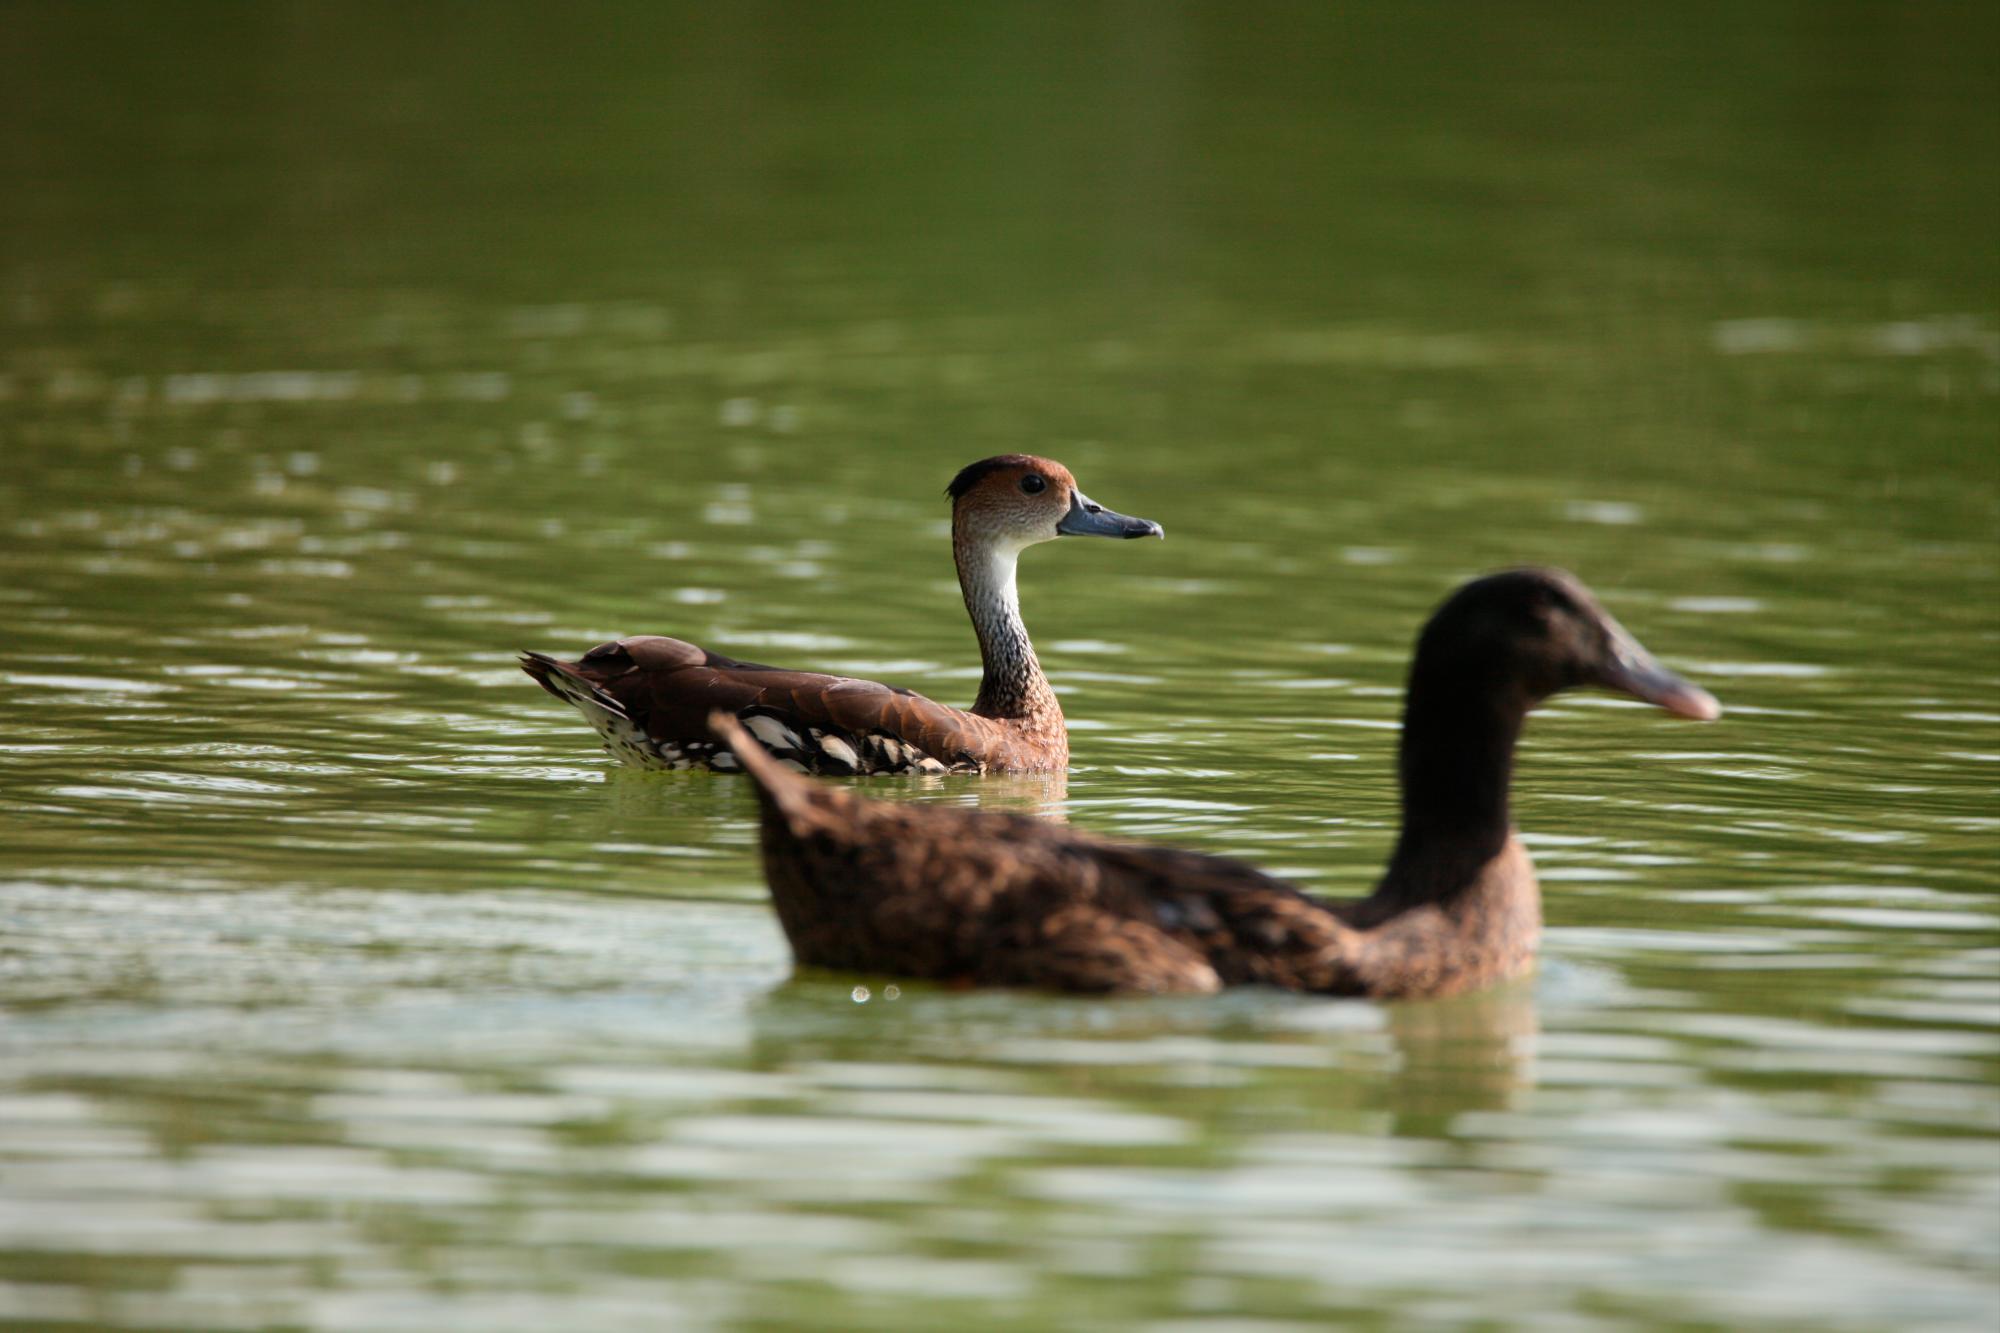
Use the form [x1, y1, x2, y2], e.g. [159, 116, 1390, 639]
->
[3, 3, 1996, 1329]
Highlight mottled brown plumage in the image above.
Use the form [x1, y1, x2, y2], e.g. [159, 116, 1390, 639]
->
[520, 456, 1162, 775]
[716, 569, 1722, 999]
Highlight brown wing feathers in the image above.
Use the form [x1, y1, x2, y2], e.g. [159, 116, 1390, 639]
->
[525, 635, 1006, 774]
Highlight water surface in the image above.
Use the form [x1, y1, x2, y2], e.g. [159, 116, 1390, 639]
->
[2, 4, 1996, 1330]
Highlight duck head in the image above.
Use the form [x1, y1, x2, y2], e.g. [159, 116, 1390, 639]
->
[1423, 568, 1721, 721]
[946, 455, 1163, 550]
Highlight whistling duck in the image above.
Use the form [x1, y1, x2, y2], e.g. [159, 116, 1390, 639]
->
[521, 456, 1162, 775]
[711, 568, 1722, 999]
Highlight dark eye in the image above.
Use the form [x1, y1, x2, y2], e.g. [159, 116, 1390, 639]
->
[1019, 474, 1047, 495]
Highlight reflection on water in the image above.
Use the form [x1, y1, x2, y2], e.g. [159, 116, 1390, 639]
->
[3, 2, 1997, 1329]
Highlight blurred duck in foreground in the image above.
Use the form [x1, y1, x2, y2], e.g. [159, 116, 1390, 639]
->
[522, 456, 1162, 775]
[713, 568, 1720, 999]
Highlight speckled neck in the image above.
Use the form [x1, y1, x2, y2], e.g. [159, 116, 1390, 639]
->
[954, 530, 1061, 728]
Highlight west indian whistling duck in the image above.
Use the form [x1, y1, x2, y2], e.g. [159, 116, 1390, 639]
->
[710, 568, 1722, 998]
[521, 456, 1162, 775]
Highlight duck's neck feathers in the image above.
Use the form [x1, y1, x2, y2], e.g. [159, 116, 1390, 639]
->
[1371, 655, 1530, 913]
[954, 531, 1061, 727]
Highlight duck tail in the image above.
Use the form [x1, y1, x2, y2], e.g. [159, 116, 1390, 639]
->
[519, 651, 630, 718]
[517, 649, 568, 696]
[710, 711, 844, 837]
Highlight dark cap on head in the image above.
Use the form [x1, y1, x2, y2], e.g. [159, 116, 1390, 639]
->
[946, 455, 1041, 500]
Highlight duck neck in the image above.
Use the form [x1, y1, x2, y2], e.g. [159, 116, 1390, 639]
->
[1374, 660, 1528, 911]
[955, 533, 1060, 724]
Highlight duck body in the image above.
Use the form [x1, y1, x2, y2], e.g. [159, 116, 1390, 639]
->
[522, 636, 1064, 776]
[521, 456, 1161, 775]
[734, 759, 1541, 996]
[713, 568, 1721, 1000]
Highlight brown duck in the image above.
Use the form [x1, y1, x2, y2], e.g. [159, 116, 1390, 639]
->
[711, 568, 1721, 999]
[521, 456, 1162, 775]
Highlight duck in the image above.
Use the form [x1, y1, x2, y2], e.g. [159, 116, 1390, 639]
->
[709, 568, 1722, 999]
[520, 455, 1163, 775]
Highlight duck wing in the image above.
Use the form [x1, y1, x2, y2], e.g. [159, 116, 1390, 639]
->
[524, 636, 998, 773]
[1071, 841, 1368, 994]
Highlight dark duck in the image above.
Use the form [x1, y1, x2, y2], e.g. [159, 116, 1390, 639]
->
[521, 456, 1162, 775]
[711, 568, 1721, 999]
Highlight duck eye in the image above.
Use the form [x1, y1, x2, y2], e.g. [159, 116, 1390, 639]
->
[1019, 475, 1047, 495]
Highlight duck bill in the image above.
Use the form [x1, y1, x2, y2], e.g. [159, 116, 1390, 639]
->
[1056, 490, 1164, 539]
[1596, 628, 1721, 721]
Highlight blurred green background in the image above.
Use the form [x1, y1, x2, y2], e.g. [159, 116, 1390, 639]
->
[1, 3, 1995, 1330]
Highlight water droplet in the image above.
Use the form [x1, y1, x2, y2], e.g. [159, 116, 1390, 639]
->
[883, 984, 901, 1001]
[850, 985, 870, 1003]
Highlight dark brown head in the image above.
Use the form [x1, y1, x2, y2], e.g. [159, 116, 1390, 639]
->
[945, 455, 1163, 552]
[1416, 568, 1720, 720]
